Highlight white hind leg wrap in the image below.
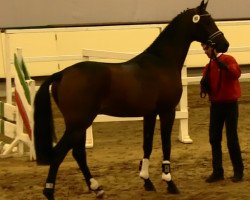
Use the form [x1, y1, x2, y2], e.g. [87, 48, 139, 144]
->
[162, 160, 172, 181]
[139, 158, 149, 179]
[90, 178, 100, 190]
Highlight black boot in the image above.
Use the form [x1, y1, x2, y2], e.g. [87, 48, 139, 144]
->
[231, 173, 243, 182]
[205, 173, 224, 183]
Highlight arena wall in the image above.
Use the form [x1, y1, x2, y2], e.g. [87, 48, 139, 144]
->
[1, 0, 249, 28]
[0, 20, 250, 78]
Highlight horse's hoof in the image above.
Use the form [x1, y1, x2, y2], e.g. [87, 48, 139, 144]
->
[93, 187, 105, 198]
[166, 180, 180, 194]
[144, 178, 156, 191]
[43, 188, 55, 200]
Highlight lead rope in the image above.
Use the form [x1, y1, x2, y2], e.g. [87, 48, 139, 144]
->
[212, 51, 223, 95]
[200, 59, 211, 98]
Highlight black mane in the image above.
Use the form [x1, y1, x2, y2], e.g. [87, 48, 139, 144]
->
[145, 8, 196, 55]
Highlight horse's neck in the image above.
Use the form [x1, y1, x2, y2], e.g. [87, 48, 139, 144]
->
[145, 23, 193, 71]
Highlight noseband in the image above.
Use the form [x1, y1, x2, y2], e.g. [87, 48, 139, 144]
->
[196, 13, 224, 47]
[207, 31, 223, 46]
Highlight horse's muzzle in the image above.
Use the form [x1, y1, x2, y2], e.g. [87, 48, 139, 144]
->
[216, 41, 229, 53]
[207, 31, 229, 53]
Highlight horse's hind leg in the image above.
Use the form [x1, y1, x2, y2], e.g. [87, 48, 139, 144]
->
[43, 130, 72, 200]
[71, 129, 104, 198]
[140, 114, 157, 191]
[159, 111, 179, 194]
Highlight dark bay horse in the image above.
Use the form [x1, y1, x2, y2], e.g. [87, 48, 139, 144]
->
[34, 1, 229, 199]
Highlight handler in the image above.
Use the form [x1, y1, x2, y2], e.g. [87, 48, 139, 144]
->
[200, 42, 244, 183]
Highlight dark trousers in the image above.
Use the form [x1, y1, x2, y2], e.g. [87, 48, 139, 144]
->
[209, 101, 243, 176]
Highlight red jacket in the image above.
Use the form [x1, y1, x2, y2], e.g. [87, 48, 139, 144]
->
[202, 54, 241, 102]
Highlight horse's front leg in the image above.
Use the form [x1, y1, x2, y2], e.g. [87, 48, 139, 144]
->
[159, 111, 180, 194]
[139, 114, 157, 191]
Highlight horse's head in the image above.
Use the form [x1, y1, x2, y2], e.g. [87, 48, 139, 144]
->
[189, 0, 229, 52]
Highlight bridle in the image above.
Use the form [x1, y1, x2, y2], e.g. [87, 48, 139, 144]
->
[207, 31, 223, 46]
[193, 13, 223, 47]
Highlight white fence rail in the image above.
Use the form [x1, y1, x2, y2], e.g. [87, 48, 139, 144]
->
[8, 46, 250, 63]
[0, 49, 36, 159]
[3, 46, 250, 150]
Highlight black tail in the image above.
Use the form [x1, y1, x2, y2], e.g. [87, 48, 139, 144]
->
[34, 71, 62, 165]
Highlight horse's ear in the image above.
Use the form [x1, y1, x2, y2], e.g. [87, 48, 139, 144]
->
[198, 0, 209, 12]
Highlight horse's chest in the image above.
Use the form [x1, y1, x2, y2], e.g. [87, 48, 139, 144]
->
[157, 75, 183, 104]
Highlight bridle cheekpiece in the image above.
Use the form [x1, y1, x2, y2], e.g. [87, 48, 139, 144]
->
[192, 12, 223, 47]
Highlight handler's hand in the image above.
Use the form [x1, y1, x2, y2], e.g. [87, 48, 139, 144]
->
[217, 60, 228, 70]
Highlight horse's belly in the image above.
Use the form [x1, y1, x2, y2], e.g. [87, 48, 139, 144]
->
[100, 98, 156, 117]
